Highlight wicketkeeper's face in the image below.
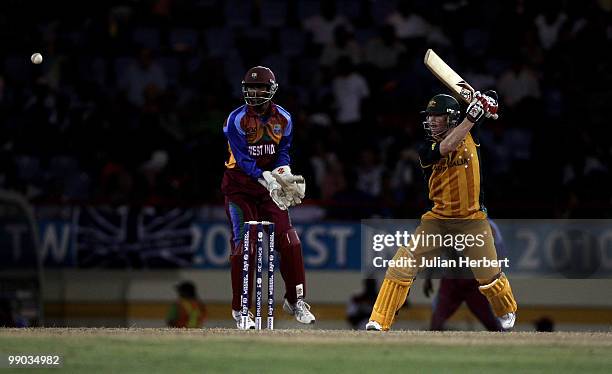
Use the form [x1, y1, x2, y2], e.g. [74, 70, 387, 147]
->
[246, 84, 267, 95]
[243, 83, 274, 106]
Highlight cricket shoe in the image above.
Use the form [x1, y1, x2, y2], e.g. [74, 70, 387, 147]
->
[283, 298, 316, 324]
[232, 309, 256, 330]
[499, 312, 516, 330]
[365, 321, 382, 331]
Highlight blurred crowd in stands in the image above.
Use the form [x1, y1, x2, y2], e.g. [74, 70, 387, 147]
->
[0, 0, 611, 218]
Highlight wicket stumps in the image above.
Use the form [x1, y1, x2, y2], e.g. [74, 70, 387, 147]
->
[241, 221, 275, 330]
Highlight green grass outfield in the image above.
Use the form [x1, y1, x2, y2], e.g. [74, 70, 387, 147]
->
[1, 328, 611, 373]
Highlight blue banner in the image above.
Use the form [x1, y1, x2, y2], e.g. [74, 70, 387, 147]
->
[32, 208, 612, 277]
[190, 222, 361, 270]
[36, 207, 361, 270]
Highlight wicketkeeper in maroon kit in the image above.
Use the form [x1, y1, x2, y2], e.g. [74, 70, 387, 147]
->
[222, 66, 316, 329]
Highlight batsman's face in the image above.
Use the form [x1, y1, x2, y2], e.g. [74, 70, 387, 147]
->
[427, 114, 450, 139]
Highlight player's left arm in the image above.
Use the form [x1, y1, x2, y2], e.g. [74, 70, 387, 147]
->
[274, 118, 293, 169]
[440, 91, 498, 156]
[166, 303, 178, 327]
[418, 141, 443, 166]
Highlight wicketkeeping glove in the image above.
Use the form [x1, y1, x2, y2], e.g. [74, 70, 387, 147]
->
[258, 171, 288, 210]
[272, 166, 306, 206]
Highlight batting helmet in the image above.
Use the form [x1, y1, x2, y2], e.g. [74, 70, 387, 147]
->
[422, 94, 461, 139]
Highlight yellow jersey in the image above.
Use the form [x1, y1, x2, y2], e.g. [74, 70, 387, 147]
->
[418, 132, 486, 219]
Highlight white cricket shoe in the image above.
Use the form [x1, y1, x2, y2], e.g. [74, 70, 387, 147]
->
[232, 309, 256, 330]
[365, 320, 382, 331]
[499, 312, 516, 330]
[283, 298, 316, 324]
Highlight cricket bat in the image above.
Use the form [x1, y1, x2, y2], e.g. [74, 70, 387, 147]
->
[424, 49, 497, 119]
[424, 48, 476, 104]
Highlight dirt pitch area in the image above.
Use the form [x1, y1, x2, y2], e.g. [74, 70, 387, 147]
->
[2, 328, 612, 373]
[3, 327, 612, 346]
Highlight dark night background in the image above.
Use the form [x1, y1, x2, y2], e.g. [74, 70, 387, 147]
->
[0, 0, 610, 219]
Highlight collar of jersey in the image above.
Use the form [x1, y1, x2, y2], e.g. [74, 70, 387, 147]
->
[246, 102, 276, 120]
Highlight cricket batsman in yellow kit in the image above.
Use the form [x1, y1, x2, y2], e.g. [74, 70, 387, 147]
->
[366, 91, 518, 331]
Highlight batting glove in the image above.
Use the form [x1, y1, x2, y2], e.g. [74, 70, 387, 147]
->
[466, 92, 486, 123]
[481, 90, 499, 119]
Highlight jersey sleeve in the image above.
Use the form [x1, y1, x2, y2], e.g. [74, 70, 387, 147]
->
[418, 141, 442, 167]
[223, 113, 264, 179]
[274, 117, 293, 168]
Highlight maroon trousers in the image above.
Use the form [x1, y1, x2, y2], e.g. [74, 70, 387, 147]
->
[222, 170, 306, 311]
[431, 278, 502, 332]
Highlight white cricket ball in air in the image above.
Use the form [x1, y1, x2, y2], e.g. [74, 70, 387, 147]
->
[31, 53, 43, 65]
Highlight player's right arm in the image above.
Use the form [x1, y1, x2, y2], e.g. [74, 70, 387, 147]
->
[439, 118, 476, 156]
[223, 111, 264, 179]
[439, 91, 498, 156]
